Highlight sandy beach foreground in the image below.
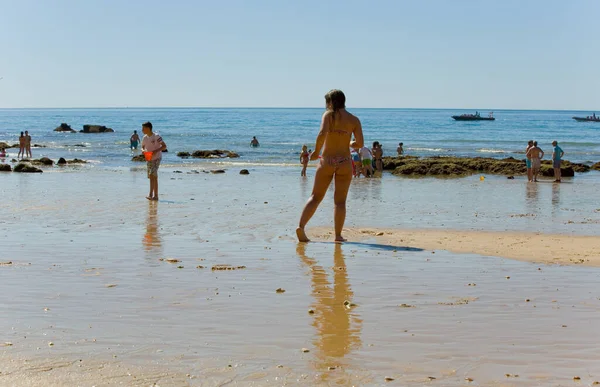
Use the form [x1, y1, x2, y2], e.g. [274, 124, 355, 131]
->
[312, 227, 600, 267]
[1, 169, 600, 386]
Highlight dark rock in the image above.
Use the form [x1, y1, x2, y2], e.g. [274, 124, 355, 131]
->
[57, 158, 67, 165]
[54, 123, 76, 132]
[11, 159, 18, 163]
[0, 142, 10, 149]
[592, 162, 600, 171]
[174, 171, 183, 173]
[210, 169, 226, 174]
[162, 149, 168, 152]
[179, 150, 240, 159]
[32, 144, 46, 148]
[71, 144, 87, 148]
[67, 158, 87, 164]
[132, 155, 146, 162]
[539, 164, 574, 177]
[0, 164, 11, 172]
[239, 169, 250, 175]
[13, 163, 42, 173]
[81, 125, 114, 133]
[30, 157, 54, 166]
[507, 176, 515, 179]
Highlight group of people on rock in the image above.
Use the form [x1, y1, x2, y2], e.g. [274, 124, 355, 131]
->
[300, 140, 405, 178]
[525, 140, 565, 183]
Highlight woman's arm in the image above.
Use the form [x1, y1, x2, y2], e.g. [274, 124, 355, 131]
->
[310, 112, 330, 160]
[350, 117, 364, 150]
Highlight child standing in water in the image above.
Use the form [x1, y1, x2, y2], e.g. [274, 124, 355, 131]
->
[300, 145, 309, 176]
[141, 122, 167, 201]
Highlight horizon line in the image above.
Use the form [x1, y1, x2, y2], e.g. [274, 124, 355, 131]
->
[0, 106, 597, 112]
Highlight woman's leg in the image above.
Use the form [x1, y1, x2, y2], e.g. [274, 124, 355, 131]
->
[333, 163, 353, 241]
[297, 162, 334, 242]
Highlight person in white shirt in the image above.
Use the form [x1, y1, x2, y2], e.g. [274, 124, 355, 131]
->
[141, 121, 167, 201]
[359, 146, 373, 177]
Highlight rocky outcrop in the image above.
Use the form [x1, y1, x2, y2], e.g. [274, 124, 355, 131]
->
[13, 163, 42, 173]
[210, 169, 226, 174]
[592, 162, 600, 171]
[177, 150, 240, 159]
[132, 155, 146, 162]
[30, 157, 54, 166]
[383, 156, 581, 178]
[54, 123, 76, 132]
[239, 169, 249, 175]
[57, 158, 86, 165]
[80, 125, 114, 133]
[0, 164, 11, 172]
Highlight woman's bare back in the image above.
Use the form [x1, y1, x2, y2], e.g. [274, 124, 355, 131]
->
[321, 110, 361, 158]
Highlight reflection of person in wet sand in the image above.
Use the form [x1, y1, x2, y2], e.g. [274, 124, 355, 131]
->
[297, 243, 361, 377]
[297, 90, 364, 242]
[143, 201, 162, 253]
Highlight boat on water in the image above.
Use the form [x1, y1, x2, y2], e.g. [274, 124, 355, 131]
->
[452, 112, 495, 121]
[573, 114, 600, 122]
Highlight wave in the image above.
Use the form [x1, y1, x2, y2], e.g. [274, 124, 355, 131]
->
[477, 148, 509, 154]
[407, 147, 451, 152]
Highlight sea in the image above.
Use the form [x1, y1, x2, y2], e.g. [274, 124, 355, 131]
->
[1, 108, 599, 168]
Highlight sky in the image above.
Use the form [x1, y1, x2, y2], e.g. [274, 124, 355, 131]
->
[0, 0, 599, 109]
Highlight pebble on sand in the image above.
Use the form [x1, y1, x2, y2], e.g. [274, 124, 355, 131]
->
[276, 288, 286, 293]
[385, 377, 394, 381]
[301, 348, 309, 353]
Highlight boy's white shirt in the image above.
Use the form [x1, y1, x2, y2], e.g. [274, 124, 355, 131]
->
[142, 133, 164, 160]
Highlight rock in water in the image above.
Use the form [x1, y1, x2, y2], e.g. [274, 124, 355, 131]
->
[57, 158, 67, 165]
[0, 164, 11, 172]
[54, 123, 76, 132]
[81, 125, 114, 133]
[178, 150, 240, 159]
[13, 163, 43, 173]
[132, 155, 146, 162]
[31, 157, 54, 166]
[239, 169, 249, 175]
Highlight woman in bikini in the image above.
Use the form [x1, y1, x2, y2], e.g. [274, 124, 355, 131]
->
[296, 90, 364, 242]
[18, 132, 25, 159]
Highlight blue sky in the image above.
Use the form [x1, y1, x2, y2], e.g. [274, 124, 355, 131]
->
[0, 0, 598, 109]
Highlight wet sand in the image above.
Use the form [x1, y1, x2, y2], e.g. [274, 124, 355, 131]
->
[1, 168, 600, 386]
[312, 227, 600, 267]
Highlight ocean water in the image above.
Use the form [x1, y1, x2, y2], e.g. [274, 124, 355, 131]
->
[1, 108, 599, 168]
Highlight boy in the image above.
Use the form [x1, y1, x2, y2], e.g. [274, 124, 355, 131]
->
[141, 122, 167, 201]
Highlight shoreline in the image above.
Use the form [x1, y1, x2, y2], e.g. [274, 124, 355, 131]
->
[311, 227, 600, 267]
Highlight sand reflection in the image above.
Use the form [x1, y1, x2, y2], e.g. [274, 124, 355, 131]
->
[297, 243, 362, 380]
[143, 201, 162, 256]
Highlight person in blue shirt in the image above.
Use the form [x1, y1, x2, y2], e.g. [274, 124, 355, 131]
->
[551, 141, 564, 183]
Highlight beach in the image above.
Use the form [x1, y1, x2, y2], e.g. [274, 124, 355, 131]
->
[1, 165, 600, 386]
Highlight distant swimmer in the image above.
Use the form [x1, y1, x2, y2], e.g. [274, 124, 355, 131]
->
[397, 142, 404, 156]
[250, 136, 260, 147]
[130, 130, 140, 150]
[526, 141, 544, 182]
[297, 89, 364, 243]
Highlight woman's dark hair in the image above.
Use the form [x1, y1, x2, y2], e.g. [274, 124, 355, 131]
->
[325, 89, 346, 113]
[20, 131, 24, 136]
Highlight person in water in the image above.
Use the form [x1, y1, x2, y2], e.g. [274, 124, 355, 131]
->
[250, 136, 260, 147]
[297, 89, 364, 242]
[372, 141, 383, 172]
[526, 141, 544, 182]
[397, 142, 404, 156]
[300, 145, 309, 177]
[525, 140, 534, 182]
[130, 130, 140, 150]
[0, 147, 5, 158]
[18, 131, 25, 159]
[24, 131, 32, 158]
[552, 140, 564, 183]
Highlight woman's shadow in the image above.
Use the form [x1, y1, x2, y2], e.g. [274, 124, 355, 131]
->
[297, 243, 362, 381]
